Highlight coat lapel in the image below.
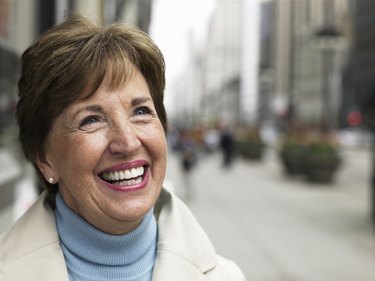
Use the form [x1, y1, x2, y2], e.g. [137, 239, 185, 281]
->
[152, 189, 217, 280]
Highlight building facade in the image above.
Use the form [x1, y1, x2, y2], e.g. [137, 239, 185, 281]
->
[260, 0, 352, 131]
[348, 0, 375, 130]
[203, 0, 243, 127]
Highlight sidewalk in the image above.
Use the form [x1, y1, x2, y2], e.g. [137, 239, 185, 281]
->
[166, 146, 375, 281]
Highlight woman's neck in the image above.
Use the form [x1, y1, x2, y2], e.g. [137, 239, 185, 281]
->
[55, 192, 157, 281]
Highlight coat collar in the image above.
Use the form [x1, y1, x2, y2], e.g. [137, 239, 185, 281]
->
[153, 189, 218, 280]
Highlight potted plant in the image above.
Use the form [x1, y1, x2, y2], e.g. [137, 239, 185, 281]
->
[303, 136, 341, 183]
[279, 134, 307, 175]
[236, 128, 265, 160]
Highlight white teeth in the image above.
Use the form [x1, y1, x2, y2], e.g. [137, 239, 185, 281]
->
[113, 177, 143, 186]
[130, 168, 138, 178]
[102, 166, 145, 182]
[125, 170, 132, 179]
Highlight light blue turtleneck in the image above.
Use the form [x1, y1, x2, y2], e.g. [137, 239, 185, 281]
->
[55, 193, 157, 281]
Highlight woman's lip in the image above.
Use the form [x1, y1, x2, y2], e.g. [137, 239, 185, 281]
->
[99, 167, 149, 192]
[99, 160, 149, 173]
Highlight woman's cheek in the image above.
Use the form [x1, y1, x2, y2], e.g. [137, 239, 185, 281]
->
[68, 132, 108, 162]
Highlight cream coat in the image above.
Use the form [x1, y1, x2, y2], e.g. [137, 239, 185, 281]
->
[0, 188, 246, 281]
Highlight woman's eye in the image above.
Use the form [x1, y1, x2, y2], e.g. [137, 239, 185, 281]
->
[134, 106, 151, 116]
[80, 115, 102, 127]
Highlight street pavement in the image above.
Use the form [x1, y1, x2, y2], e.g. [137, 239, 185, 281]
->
[166, 146, 375, 281]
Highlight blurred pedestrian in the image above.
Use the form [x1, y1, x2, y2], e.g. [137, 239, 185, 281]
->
[179, 132, 198, 200]
[220, 126, 235, 167]
[203, 127, 220, 153]
[0, 14, 246, 281]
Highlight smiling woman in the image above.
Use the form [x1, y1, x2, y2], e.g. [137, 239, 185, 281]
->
[37, 67, 167, 235]
[0, 13, 246, 281]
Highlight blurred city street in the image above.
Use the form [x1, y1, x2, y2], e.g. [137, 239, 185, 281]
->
[2, 1, 375, 280]
[165, 145, 375, 281]
[1, 141, 375, 280]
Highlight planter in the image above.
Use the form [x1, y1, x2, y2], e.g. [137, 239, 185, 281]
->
[304, 148, 341, 183]
[237, 140, 264, 160]
[279, 144, 307, 175]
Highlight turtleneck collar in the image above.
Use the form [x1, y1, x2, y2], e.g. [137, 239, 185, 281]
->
[55, 192, 157, 281]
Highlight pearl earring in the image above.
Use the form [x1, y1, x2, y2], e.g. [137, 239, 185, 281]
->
[48, 177, 55, 184]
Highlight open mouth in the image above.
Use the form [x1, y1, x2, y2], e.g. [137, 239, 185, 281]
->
[99, 165, 147, 186]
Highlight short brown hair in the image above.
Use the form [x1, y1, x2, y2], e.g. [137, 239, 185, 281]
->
[16, 14, 167, 194]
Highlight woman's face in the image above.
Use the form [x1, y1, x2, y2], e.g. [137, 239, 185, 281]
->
[38, 68, 167, 234]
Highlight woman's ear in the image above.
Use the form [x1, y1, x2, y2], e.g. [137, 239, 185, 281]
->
[36, 153, 59, 184]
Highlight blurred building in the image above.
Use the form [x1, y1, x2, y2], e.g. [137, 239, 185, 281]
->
[345, 0, 375, 222]
[0, 0, 35, 136]
[170, 32, 206, 130]
[169, 0, 353, 132]
[258, 0, 275, 124]
[66, 0, 152, 31]
[259, 0, 352, 131]
[171, 0, 260, 130]
[203, 0, 242, 127]
[348, 0, 375, 130]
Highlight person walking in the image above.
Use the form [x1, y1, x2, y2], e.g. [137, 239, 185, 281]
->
[178, 132, 198, 200]
[220, 127, 235, 167]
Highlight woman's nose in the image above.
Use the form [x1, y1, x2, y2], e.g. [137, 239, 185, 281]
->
[108, 122, 142, 156]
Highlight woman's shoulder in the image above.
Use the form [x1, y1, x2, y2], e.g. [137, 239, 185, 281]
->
[0, 193, 68, 281]
[0, 193, 59, 263]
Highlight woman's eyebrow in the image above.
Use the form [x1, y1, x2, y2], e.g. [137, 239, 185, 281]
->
[72, 105, 104, 119]
[131, 97, 152, 107]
